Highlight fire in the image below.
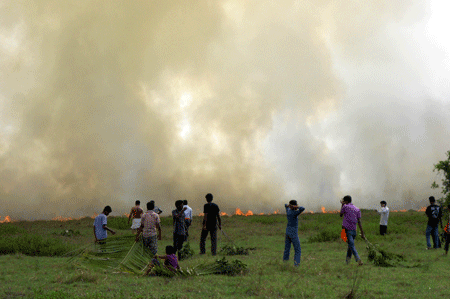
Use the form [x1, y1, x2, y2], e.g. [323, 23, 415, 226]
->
[220, 211, 229, 216]
[273, 209, 280, 215]
[417, 207, 426, 212]
[320, 207, 339, 213]
[0, 216, 12, 223]
[234, 208, 254, 216]
[91, 213, 98, 219]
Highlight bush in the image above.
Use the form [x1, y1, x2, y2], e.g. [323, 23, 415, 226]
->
[0, 234, 70, 256]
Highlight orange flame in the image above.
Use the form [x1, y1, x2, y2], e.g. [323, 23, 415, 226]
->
[321, 207, 339, 213]
[220, 211, 229, 216]
[417, 207, 426, 212]
[234, 208, 254, 216]
[235, 208, 244, 216]
[273, 209, 280, 215]
[91, 213, 98, 219]
[0, 216, 12, 223]
[198, 213, 204, 217]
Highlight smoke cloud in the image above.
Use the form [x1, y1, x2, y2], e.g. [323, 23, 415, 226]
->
[1, 0, 449, 220]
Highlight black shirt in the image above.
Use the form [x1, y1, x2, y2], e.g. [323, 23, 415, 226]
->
[203, 202, 220, 230]
[426, 204, 442, 227]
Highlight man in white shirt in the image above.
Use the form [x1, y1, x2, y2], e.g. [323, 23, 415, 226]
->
[377, 201, 389, 235]
[183, 200, 193, 240]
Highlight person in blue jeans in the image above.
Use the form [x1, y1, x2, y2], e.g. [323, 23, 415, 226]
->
[340, 195, 365, 266]
[425, 196, 442, 249]
[283, 200, 305, 266]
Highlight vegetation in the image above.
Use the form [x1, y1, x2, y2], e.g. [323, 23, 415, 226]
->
[431, 150, 450, 206]
[1, 211, 449, 298]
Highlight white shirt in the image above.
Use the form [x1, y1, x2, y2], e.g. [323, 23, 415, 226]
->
[378, 206, 389, 226]
[184, 205, 193, 219]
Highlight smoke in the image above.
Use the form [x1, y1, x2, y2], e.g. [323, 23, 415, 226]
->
[0, 0, 448, 220]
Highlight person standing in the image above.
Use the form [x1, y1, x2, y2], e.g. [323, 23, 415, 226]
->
[136, 201, 162, 255]
[200, 193, 221, 255]
[93, 206, 116, 243]
[340, 195, 365, 266]
[283, 200, 305, 266]
[444, 203, 450, 256]
[172, 200, 187, 259]
[377, 201, 389, 235]
[128, 200, 144, 234]
[183, 200, 193, 239]
[425, 196, 443, 250]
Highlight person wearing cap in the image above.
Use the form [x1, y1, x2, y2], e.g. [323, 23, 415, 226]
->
[93, 206, 116, 244]
[340, 195, 365, 266]
[283, 200, 305, 266]
[183, 200, 193, 240]
[377, 201, 389, 235]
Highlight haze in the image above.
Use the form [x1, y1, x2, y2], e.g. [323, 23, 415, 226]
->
[1, 0, 449, 220]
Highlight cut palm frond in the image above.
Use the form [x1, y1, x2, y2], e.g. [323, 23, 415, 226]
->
[363, 237, 420, 268]
[118, 241, 154, 274]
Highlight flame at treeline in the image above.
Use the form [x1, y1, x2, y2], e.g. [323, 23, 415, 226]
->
[0, 207, 428, 223]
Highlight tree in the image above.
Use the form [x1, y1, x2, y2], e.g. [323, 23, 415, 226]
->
[431, 150, 450, 207]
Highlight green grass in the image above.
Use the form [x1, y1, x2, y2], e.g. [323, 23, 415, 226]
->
[0, 211, 449, 298]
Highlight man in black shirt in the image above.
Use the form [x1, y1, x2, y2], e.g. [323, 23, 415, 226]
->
[200, 193, 221, 255]
[425, 196, 443, 249]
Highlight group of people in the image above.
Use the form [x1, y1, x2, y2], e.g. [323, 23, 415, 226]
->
[93, 193, 222, 272]
[282, 195, 450, 267]
[93, 194, 450, 271]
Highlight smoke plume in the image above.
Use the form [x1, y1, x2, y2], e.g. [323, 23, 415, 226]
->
[0, 0, 449, 219]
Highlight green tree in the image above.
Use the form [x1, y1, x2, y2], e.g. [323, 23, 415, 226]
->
[431, 150, 450, 206]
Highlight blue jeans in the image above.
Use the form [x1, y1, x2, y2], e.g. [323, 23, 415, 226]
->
[426, 225, 439, 248]
[346, 230, 360, 261]
[283, 230, 301, 266]
[143, 235, 158, 255]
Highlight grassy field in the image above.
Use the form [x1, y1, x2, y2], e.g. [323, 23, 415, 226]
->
[0, 210, 449, 299]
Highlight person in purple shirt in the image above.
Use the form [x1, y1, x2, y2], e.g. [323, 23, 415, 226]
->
[340, 195, 365, 266]
[283, 200, 305, 266]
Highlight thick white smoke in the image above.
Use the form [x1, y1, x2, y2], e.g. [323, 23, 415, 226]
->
[0, 0, 449, 220]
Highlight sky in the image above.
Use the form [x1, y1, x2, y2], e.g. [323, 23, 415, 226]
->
[0, 0, 449, 220]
